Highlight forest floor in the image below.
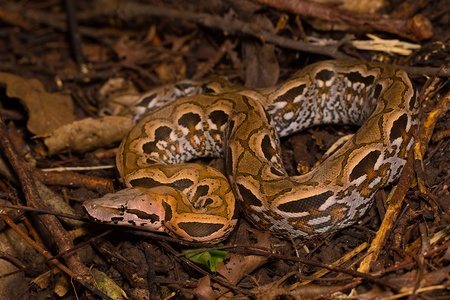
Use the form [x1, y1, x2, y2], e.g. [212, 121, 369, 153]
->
[0, 0, 449, 299]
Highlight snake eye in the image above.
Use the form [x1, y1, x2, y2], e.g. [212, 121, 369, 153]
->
[119, 205, 126, 213]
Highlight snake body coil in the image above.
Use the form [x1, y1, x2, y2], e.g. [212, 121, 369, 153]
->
[84, 60, 418, 243]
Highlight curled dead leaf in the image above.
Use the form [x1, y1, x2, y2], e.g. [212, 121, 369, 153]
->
[216, 224, 270, 284]
[193, 276, 219, 300]
[41, 116, 133, 155]
[0, 72, 75, 135]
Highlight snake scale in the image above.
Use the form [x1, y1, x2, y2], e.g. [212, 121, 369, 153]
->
[84, 60, 418, 243]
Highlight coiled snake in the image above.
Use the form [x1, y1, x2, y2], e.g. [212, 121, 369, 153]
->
[84, 60, 418, 243]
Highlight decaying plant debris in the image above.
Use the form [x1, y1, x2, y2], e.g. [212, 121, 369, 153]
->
[0, 0, 449, 299]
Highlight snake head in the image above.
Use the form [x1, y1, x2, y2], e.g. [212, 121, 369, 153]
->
[83, 187, 166, 232]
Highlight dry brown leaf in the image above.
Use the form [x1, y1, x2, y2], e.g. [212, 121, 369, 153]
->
[31, 270, 53, 289]
[216, 224, 270, 284]
[113, 35, 149, 65]
[0, 201, 32, 300]
[0, 72, 75, 135]
[88, 269, 128, 299]
[154, 55, 187, 83]
[357, 265, 450, 299]
[243, 42, 279, 88]
[42, 116, 133, 155]
[242, 15, 279, 88]
[193, 276, 220, 300]
[54, 272, 70, 297]
[35, 180, 84, 228]
[97, 77, 140, 117]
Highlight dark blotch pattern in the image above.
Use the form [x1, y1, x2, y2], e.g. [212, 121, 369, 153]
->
[162, 201, 173, 221]
[137, 93, 157, 107]
[178, 222, 225, 237]
[127, 209, 160, 223]
[193, 185, 210, 200]
[237, 184, 262, 207]
[278, 191, 334, 212]
[172, 178, 195, 190]
[276, 84, 306, 103]
[261, 135, 276, 161]
[178, 112, 201, 129]
[409, 90, 417, 111]
[111, 216, 124, 222]
[389, 114, 408, 142]
[316, 69, 335, 82]
[204, 198, 214, 206]
[129, 177, 160, 188]
[175, 82, 194, 90]
[347, 72, 375, 86]
[228, 119, 235, 136]
[209, 110, 229, 129]
[270, 166, 285, 176]
[142, 126, 173, 154]
[129, 177, 192, 194]
[373, 84, 383, 99]
[202, 82, 217, 94]
[226, 146, 234, 176]
[350, 150, 381, 181]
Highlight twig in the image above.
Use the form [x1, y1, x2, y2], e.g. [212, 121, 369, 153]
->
[414, 82, 450, 213]
[64, 0, 87, 73]
[158, 241, 252, 296]
[399, 65, 450, 77]
[193, 39, 237, 80]
[0, 119, 93, 288]
[0, 214, 113, 300]
[391, 0, 431, 19]
[0, 6, 32, 30]
[0, 214, 74, 276]
[358, 73, 449, 273]
[357, 149, 415, 273]
[143, 243, 159, 300]
[118, 2, 352, 60]
[253, 0, 432, 42]
[293, 242, 368, 287]
[34, 167, 115, 194]
[206, 244, 400, 291]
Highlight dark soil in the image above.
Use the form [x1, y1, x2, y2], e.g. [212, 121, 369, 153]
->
[0, 0, 449, 299]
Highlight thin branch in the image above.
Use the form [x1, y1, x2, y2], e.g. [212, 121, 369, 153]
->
[398, 65, 450, 77]
[118, 2, 352, 60]
[64, 0, 87, 73]
[0, 119, 93, 288]
[253, 0, 433, 42]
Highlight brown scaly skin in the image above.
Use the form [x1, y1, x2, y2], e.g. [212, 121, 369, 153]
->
[84, 60, 418, 243]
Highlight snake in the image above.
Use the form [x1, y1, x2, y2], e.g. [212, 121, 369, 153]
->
[83, 60, 418, 243]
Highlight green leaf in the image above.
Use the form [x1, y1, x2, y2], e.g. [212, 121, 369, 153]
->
[182, 247, 227, 273]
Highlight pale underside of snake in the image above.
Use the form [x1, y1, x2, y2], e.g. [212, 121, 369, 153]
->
[83, 60, 419, 243]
